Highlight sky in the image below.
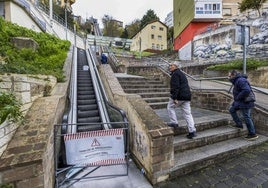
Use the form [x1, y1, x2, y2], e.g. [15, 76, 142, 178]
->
[72, 0, 173, 27]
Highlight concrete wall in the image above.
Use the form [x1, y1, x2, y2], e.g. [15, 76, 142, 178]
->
[192, 17, 268, 61]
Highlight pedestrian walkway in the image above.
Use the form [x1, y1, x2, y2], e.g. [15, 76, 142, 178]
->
[64, 160, 152, 188]
[155, 141, 268, 188]
[153, 78, 268, 188]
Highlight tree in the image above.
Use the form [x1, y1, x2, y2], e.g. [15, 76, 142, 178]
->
[121, 28, 129, 38]
[125, 19, 141, 38]
[167, 27, 174, 50]
[80, 20, 92, 34]
[102, 15, 123, 37]
[140, 9, 159, 29]
[238, 0, 267, 17]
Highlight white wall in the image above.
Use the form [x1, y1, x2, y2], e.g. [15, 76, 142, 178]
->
[179, 41, 192, 60]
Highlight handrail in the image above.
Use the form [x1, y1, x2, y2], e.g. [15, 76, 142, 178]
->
[85, 49, 111, 129]
[156, 58, 268, 95]
[68, 47, 77, 133]
[87, 47, 128, 126]
[89, 21, 128, 126]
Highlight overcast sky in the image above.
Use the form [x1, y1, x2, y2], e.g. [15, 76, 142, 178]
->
[72, 0, 173, 27]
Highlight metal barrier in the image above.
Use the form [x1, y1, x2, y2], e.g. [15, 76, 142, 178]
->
[54, 122, 129, 188]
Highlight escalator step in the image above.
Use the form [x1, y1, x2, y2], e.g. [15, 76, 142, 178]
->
[77, 95, 96, 100]
[77, 124, 103, 132]
[77, 90, 94, 95]
[77, 116, 101, 123]
[78, 86, 94, 91]
[77, 99, 96, 105]
[78, 104, 98, 111]
[77, 110, 99, 118]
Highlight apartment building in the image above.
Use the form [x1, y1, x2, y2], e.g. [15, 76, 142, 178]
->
[130, 20, 168, 52]
[173, 0, 222, 51]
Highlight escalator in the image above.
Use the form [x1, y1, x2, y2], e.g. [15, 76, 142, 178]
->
[76, 49, 102, 131]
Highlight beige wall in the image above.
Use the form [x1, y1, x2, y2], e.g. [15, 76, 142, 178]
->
[131, 21, 168, 52]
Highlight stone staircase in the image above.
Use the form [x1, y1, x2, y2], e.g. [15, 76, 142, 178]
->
[118, 76, 170, 109]
[117, 75, 268, 178]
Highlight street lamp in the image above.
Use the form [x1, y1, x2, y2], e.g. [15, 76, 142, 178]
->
[65, 2, 68, 40]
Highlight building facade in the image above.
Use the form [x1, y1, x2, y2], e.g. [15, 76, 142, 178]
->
[130, 20, 168, 52]
[173, 0, 222, 51]
[164, 11, 173, 28]
[173, 0, 268, 52]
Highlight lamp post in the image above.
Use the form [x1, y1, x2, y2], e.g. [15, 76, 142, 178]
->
[139, 37, 142, 59]
[65, 2, 68, 40]
[49, 0, 53, 27]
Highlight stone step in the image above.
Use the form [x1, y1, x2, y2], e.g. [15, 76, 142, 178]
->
[139, 92, 170, 98]
[124, 88, 170, 93]
[119, 80, 164, 85]
[144, 97, 170, 103]
[148, 102, 169, 109]
[173, 117, 233, 135]
[173, 125, 247, 152]
[121, 84, 167, 89]
[170, 135, 268, 178]
[117, 77, 161, 81]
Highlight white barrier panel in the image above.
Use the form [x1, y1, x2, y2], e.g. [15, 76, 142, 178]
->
[64, 129, 125, 166]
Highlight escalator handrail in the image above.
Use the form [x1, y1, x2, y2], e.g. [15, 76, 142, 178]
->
[68, 47, 77, 130]
[85, 50, 111, 129]
[87, 47, 128, 126]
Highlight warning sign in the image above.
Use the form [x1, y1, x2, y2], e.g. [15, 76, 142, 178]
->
[64, 129, 125, 166]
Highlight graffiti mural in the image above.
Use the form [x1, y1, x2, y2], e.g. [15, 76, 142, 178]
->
[193, 17, 268, 61]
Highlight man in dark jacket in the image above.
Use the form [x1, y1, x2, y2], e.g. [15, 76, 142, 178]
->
[167, 62, 196, 139]
[101, 53, 107, 64]
[228, 70, 258, 140]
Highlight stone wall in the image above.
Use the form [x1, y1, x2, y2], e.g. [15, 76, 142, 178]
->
[0, 74, 57, 157]
[0, 121, 19, 158]
[98, 64, 174, 184]
[0, 47, 73, 187]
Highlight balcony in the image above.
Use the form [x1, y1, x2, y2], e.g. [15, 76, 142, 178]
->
[193, 0, 222, 22]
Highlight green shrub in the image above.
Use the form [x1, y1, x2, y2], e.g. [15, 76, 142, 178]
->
[0, 183, 14, 188]
[0, 92, 23, 124]
[206, 59, 268, 71]
[0, 17, 71, 81]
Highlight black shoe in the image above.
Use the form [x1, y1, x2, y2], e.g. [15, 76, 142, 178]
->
[186, 132, 196, 139]
[167, 123, 178, 128]
[245, 134, 258, 141]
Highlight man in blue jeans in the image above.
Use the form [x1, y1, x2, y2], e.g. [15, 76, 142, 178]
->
[228, 70, 258, 140]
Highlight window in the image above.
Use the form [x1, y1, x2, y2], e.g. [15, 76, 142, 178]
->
[152, 43, 155, 49]
[159, 27, 164, 31]
[151, 25, 156, 29]
[156, 44, 160, 50]
[223, 8, 231, 16]
[151, 34, 154, 39]
[158, 35, 162, 40]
